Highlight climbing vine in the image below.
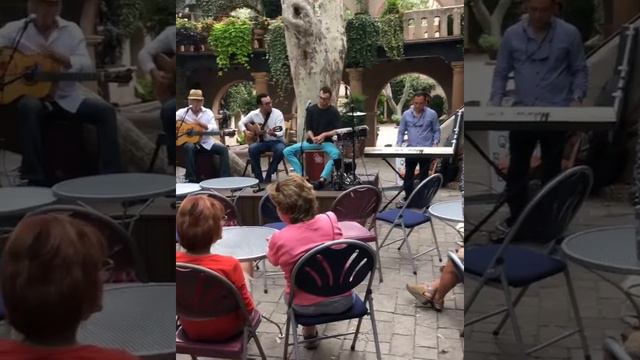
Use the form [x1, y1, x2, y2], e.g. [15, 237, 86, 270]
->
[209, 17, 253, 73]
[265, 20, 291, 96]
[345, 14, 380, 68]
[378, 0, 404, 59]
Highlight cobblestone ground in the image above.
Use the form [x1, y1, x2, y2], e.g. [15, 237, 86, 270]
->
[464, 192, 635, 360]
[176, 157, 465, 359]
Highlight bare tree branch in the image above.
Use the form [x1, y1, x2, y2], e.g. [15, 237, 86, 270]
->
[383, 83, 398, 115]
[493, 0, 513, 25]
[469, 0, 492, 34]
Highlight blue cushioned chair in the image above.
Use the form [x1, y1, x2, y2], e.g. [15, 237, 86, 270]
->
[464, 166, 593, 359]
[283, 240, 381, 360]
[257, 193, 286, 294]
[376, 174, 443, 276]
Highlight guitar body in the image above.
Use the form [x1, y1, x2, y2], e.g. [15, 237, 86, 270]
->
[0, 51, 58, 104]
[176, 122, 207, 147]
[244, 122, 262, 145]
[0, 48, 132, 105]
[153, 53, 176, 104]
[176, 122, 237, 146]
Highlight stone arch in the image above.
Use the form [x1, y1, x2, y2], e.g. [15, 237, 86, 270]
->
[358, 56, 453, 146]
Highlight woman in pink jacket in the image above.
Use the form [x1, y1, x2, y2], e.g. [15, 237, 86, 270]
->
[266, 175, 354, 349]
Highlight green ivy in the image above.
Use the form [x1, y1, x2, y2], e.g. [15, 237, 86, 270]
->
[266, 20, 292, 96]
[176, 17, 196, 31]
[346, 14, 380, 68]
[198, 0, 259, 17]
[378, 15, 404, 59]
[209, 17, 253, 73]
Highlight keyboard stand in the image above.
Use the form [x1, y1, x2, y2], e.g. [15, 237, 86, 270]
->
[464, 133, 508, 243]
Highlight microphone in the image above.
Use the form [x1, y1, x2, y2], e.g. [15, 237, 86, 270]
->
[305, 100, 312, 109]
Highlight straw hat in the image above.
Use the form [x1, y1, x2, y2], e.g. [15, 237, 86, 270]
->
[187, 89, 204, 100]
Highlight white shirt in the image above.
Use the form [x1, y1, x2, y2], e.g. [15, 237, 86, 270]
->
[0, 16, 93, 113]
[137, 26, 176, 74]
[176, 106, 219, 150]
[237, 108, 285, 141]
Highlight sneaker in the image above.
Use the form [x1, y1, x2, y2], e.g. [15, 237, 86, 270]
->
[313, 178, 326, 190]
[405, 283, 433, 305]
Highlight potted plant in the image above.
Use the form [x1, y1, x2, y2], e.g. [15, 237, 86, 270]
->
[479, 34, 500, 60]
[252, 16, 270, 48]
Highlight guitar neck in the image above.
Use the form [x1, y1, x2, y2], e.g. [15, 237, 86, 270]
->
[34, 72, 98, 82]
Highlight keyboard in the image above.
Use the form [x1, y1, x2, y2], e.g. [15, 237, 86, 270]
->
[465, 106, 616, 131]
[364, 146, 454, 158]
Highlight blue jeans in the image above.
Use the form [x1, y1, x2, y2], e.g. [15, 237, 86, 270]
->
[248, 140, 285, 182]
[183, 142, 231, 181]
[160, 98, 176, 165]
[17, 96, 122, 184]
[283, 141, 341, 180]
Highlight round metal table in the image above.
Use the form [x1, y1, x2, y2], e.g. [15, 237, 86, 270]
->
[428, 199, 463, 222]
[428, 199, 463, 237]
[176, 183, 201, 198]
[53, 173, 175, 202]
[78, 283, 175, 357]
[212, 226, 276, 262]
[52, 173, 175, 234]
[200, 177, 259, 191]
[0, 186, 56, 216]
[562, 225, 640, 323]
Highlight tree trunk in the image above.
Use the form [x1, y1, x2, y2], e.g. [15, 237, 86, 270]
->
[281, 0, 347, 135]
[469, 0, 512, 39]
[383, 78, 412, 119]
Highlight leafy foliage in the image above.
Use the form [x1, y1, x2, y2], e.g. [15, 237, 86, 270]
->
[224, 82, 256, 116]
[379, 0, 404, 59]
[177, 27, 207, 48]
[265, 20, 292, 96]
[209, 17, 253, 73]
[390, 74, 436, 112]
[346, 14, 380, 68]
[379, 15, 404, 59]
[340, 93, 367, 127]
[430, 94, 447, 117]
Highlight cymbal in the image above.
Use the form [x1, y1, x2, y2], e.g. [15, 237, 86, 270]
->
[343, 112, 367, 117]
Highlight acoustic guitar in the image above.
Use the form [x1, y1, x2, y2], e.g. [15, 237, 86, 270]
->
[152, 53, 176, 104]
[244, 120, 283, 145]
[176, 122, 236, 146]
[0, 49, 133, 104]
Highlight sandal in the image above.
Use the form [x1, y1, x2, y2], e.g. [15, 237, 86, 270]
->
[431, 297, 444, 312]
[406, 283, 435, 305]
[303, 330, 319, 349]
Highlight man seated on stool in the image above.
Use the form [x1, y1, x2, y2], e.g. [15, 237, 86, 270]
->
[237, 93, 285, 184]
[0, 0, 122, 186]
[176, 89, 230, 182]
[396, 92, 440, 207]
[283, 86, 341, 190]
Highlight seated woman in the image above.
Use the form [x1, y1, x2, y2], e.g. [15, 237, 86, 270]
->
[266, 174, 353, 349]
[176, 195, 256, 341]
[406, 247, 464, 312]
[0, 214, 135, 359]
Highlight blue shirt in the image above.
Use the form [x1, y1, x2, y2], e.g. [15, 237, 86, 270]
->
[490, 17, 588, 106]
[396, 106, 440, 147]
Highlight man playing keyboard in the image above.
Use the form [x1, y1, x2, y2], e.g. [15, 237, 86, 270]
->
[490, 0, 588, 233]
[396, 92, 440, 207]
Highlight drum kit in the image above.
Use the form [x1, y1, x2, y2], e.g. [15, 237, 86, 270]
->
[332, 112, 368, 190]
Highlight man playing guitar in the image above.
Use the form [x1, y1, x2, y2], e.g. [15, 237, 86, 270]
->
[0, 0, 122, 186]
[137, 25, 176, 165]
[176, 89, 231, 182]
[237, 93, 285, 184]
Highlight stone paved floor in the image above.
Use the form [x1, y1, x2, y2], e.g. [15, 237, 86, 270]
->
[176, 154, 465, 359]
[464, 190, 636, 360]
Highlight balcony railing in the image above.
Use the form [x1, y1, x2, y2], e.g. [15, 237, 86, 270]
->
[403, 5, 464, 41]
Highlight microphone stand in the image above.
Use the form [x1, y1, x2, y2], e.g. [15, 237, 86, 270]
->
[346, 87, 360, 186]
[176, 106, 190, 142]
[1, 17, 31, 92]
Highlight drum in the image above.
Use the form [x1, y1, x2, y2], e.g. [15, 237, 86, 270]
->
[335, 127, 354, 142]
[355, 125, 369, 139]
